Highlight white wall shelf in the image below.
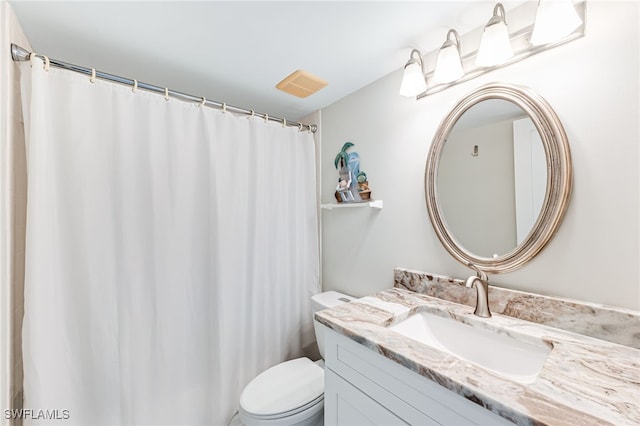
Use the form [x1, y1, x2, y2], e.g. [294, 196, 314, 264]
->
[321, 200, 383, 210]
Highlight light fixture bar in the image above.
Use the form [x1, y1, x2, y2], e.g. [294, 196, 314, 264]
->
[417, 0, 585, 99]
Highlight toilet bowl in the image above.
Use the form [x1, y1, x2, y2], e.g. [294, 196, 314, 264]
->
[235, 291, 354, 426]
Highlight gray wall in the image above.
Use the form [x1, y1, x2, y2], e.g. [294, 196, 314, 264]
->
[319, 1, 640, 310]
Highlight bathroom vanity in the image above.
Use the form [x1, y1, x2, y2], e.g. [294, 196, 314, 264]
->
[324, 326, 512, 425]
[316, 285, 640, 425]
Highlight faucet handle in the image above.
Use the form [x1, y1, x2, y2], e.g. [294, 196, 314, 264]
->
[465, 263, 491, 318]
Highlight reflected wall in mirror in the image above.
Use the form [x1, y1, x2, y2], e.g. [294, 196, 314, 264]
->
[426, 84, 572, 274]
[438, 99, 546, 258]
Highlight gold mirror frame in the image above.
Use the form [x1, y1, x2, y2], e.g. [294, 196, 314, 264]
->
[425, 83, 572, 274]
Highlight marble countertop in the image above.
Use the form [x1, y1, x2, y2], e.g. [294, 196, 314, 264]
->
[315, 288, 640, 426]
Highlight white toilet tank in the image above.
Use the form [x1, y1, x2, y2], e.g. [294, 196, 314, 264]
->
[311, 291, 354, 359]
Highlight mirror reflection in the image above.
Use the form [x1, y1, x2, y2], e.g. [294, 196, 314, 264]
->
[437, 99, 547, 258]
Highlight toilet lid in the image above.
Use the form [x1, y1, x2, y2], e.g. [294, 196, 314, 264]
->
[240, 357, 324, 417]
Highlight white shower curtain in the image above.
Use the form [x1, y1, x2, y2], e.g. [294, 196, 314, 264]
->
[20, 57, 319, 425]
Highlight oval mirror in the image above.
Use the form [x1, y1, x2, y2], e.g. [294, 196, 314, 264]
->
[425, 83, 572, 274]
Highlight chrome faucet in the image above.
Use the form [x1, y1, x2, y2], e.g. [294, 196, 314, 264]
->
[465, 263, 491, 318]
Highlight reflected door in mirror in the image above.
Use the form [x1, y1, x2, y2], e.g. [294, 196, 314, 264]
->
[513, 118, 546, 244]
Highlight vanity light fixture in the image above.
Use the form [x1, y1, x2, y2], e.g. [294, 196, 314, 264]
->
[432, 29, 464, 85]
[530, 0, 583, 46]
[476, 3, 514, 67]
[399, 1, 585, 99]
[399, 49, 427, 97]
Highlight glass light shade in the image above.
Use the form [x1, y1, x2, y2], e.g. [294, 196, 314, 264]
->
[399, 61, 427, 97]
[530, 0, 582, 46]
[476, 21, 514, 67]
[433, 45, 464, 85]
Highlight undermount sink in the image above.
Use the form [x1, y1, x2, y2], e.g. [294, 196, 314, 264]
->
[389, 311, 551, 384]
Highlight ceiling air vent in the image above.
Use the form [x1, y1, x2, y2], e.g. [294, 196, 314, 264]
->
[276, 70, 327, 98]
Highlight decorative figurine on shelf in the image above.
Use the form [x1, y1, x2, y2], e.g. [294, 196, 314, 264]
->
[334, 142, 372, 203]
[356, 171, 372, 200]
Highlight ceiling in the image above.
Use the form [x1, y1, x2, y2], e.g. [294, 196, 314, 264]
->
[9, 0, 527, 121]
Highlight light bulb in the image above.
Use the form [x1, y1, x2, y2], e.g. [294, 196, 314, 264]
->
[400, 61, 427, 97]
[433, 44, 464, 85]
[530, 0, 582, 46]
[476, 22, 514, 66]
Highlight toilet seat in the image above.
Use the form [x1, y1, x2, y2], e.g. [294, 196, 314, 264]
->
[239, 357, 324, 421]
[240, 394, 323, 421]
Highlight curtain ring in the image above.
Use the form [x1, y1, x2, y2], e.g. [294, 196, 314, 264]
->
[298, 123, 303, 131]
[250, 110, 255, 118]
[222, 102, 227, 113]
[282, 118, 287, 128]
[132, 79, 138, 92]
[198, 97, 206, 107]
[164, 88, 170, 101]
[31, 54, 49, 71]
[264, 113, 269, 124]
[90, 68, 96, 83]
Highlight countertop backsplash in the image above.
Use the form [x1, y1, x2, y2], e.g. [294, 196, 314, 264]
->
[394, 268, 640, 349]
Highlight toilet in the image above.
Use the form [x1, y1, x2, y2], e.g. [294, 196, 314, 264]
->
[234, 291, 354, 426]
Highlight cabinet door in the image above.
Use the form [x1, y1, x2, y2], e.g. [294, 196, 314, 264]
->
[324, 328, 514, 426]
[325, 368, 409, 426]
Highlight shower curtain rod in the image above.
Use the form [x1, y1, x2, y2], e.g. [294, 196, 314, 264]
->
[10, 43, 317, 133]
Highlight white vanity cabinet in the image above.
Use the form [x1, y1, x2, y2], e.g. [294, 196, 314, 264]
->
[323, 328, 513, 425]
